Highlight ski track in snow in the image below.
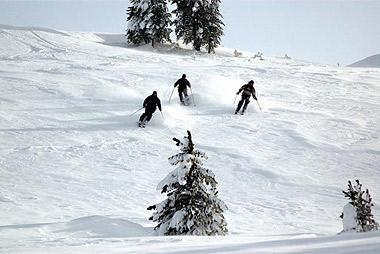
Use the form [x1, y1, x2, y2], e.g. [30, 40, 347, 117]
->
[0, 26, 380, 253]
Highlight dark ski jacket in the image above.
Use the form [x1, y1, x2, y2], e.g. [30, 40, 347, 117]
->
[174, 78, 191, 91]
[237, 84, 256, 100]
[143, 95, 162, 112]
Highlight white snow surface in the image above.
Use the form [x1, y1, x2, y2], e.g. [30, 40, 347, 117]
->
[342, 203, 357, 233]
[1, 25, 380, 253]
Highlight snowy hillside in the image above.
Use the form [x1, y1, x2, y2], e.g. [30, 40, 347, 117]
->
[1, 25, 380, 253]
[349, 53, 380, 68]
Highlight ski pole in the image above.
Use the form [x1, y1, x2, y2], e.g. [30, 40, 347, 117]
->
[256, 99, 262, 111]
[128, 107, 143, 117]
[234, 94, 238, 104]
[255, 90, 262, 111]
[190, 87, 196, 106]
[168, 87, 175, 103]
[160, 111, 164, 119]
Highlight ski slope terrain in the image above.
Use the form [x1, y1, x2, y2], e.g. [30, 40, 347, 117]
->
[1, 25, 380, 253]
[349, 53, 380, 68]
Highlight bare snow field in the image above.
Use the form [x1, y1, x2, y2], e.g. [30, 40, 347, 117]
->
[0, 25, 380, 253]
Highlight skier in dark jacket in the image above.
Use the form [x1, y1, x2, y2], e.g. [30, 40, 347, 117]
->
[174, 74, 191, 104]
[139, 91, 162, 127]
[235, 80, 257, 115]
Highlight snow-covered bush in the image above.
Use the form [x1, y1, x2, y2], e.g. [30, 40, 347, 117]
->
[148, 130, 228, 235]
[253, 51, 263, 60]
[234, 49, 243, 57]
[340, 180, 379, 233]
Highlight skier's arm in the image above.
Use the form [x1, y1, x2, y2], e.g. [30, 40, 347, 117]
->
[251, 88, 257, 100]
[236, 87, 243, 95]
[157, 99, 162, 111]
[187, 80, 191, 88]
[174, 79, 179, 87]
[143, 98, 148, 108]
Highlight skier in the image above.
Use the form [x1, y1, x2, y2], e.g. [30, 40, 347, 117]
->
[174, 74, 191, 105]
[235, 80, 257, 115]
[139, 91, 162, 127]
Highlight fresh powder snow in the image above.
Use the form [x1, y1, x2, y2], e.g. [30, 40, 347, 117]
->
[0, 24, 380, 253]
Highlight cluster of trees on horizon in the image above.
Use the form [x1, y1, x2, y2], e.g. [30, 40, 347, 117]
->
[126, 0, 224, 53]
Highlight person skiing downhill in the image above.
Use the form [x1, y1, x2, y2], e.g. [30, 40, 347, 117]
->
[174, 74, 191, 105]
[139, 91, 162, 127]
[235, 80, 257, 115]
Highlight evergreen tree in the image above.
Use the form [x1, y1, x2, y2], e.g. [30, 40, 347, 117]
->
[148, 131, 228, 235]
[171, 0, 224, 53]
[360, 188, 379, 232]
[203, 0, 224, 53]
[126, 0, 171, 47]
[342, 180, 379, 232]
[126, 0, 152, 45]
[150, 0, 172, 47]
[172, 0, 206, 51]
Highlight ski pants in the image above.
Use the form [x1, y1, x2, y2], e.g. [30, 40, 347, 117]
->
[236, 94, 250, 112]
[178, 88, 188, 103]
[139, 108, 155, 122]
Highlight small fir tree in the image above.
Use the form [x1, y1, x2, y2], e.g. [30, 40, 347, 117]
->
[341, 180, 379, 232]
[148, 131, 228, 235]
[126, 0, 171, 47]
[360, 189, 379, 232]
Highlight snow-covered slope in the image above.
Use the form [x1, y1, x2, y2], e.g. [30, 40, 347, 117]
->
[349, 53, 380, 68]
[1, 25, 380, 253]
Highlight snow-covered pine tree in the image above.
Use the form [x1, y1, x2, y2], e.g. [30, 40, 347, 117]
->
[126, 0, 152, 45]
[202, 0, 224, 53]
[342, 180, 379, 232]
[126, 0, 171, 47]
[360, 189, 379, 232]
[171, 0, 206, 51]
[147, 130, 228, 235]
[149, 0, 172, 47]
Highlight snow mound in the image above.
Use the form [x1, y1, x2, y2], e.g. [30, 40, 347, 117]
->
[0, 23, 68, 35]
[95, 33, 128, 47]
[58, 215, 152, 238]
[349, 54, 380, 68]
